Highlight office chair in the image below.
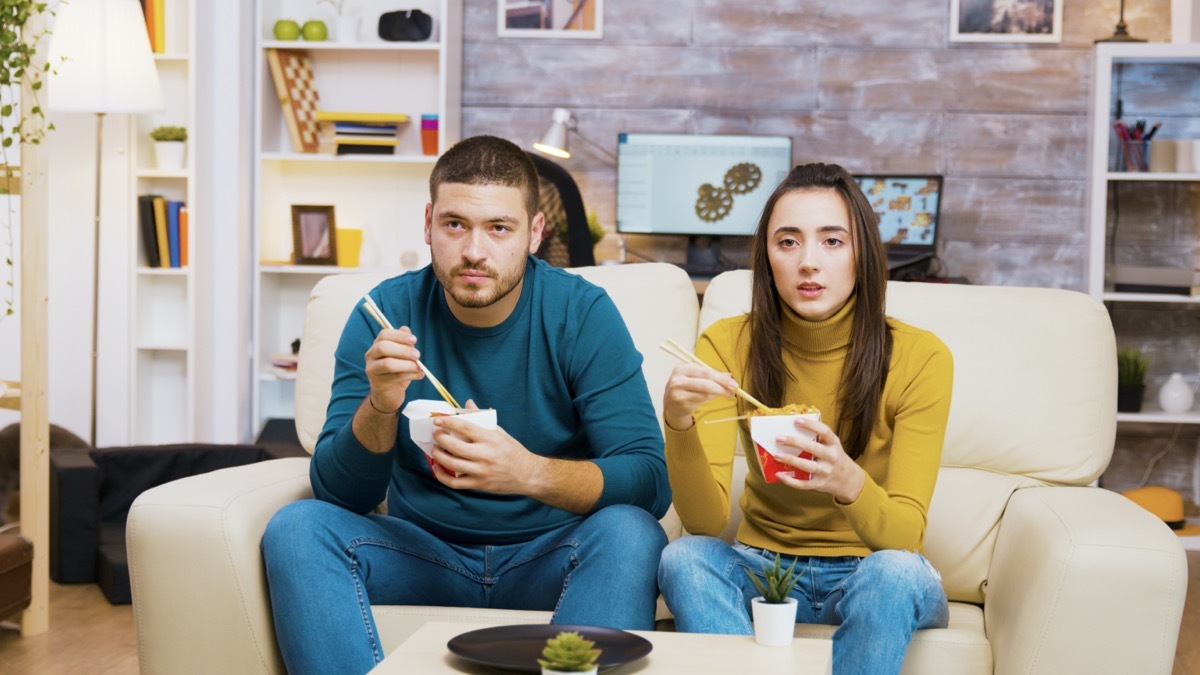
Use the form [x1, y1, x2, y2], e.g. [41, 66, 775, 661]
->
[527, 151, 595, 268]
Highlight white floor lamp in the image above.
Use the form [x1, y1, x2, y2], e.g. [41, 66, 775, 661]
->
[47, 0, 163, 445]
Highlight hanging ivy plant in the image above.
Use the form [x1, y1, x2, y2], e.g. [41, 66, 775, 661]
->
[0, 1, 55, 318]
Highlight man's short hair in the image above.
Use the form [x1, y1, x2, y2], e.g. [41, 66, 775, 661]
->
[429, 135, 539, 220]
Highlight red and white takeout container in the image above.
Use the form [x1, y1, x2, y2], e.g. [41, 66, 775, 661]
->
[402, 400, 497, 477]
[749, 412, 820, 483]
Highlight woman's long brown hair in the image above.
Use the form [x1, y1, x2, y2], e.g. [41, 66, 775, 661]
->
[744, 163, 892, 460]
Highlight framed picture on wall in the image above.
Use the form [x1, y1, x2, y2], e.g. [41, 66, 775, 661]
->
[291, 204, 338, 265]
[950, 0, 1063, 43]
[498, 0, 603, 39]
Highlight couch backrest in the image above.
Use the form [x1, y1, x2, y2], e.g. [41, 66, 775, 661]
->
[295, 263, 700, 454]
[699, 271, 1118, 602]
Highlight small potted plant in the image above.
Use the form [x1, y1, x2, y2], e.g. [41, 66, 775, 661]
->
[149, 125, 187, 170]
[746, 552, 803, 647]
[538, 630, 601, 675]
[1117, 347, 1149, 413]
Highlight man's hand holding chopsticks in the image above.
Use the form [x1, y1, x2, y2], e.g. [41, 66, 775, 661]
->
[354, 325, 425, 453]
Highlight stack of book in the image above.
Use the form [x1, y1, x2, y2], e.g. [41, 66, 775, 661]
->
[137, 195, 189, 268]
[1113, 265, 1200, 296]
[316, 111, 409, 155]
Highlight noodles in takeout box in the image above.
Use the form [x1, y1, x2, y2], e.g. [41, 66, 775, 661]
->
[403, 400, 497, 477]
[747, 404, 821, 483]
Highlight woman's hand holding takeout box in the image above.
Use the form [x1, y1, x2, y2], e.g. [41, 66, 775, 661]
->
[766, 414, 866, 505]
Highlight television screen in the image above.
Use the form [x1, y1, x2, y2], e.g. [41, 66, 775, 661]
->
[616, 133, 793, 238]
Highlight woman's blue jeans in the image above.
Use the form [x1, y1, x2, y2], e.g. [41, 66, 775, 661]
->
[261, 499, 667, 675]
[658, 536, 948, 675]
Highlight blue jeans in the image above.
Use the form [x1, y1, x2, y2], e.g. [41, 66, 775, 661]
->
[260, 500, 667, 675]
[658, 537, 948, 675]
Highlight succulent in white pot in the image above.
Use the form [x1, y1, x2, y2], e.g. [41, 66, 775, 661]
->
[746, 552, 803, 647]
[149, 125, 187, 170]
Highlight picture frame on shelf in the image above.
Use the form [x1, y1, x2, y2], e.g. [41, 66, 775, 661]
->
[291, 204, 338, 265]
[949, 0, 1062, 43]
[498, 0, 603, 39]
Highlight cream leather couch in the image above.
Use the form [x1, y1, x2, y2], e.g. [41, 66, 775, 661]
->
[127, 264, 1187, 674]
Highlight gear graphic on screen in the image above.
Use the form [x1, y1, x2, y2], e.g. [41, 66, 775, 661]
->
[723, 162, 762, 195]
[695, 162, 763, 222]
[694, 183, 734, 222]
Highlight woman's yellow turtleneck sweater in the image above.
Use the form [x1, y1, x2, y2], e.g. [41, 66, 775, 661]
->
[664, 295, 953, 557]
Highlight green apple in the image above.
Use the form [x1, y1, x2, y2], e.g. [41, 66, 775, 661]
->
[273, 19, 301, 40]
[301, 20, 328, 41]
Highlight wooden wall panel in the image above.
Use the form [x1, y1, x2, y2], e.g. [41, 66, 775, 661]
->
[818, 48, 1092, 114]
[691, 1, 944, 48]
[459, 0, 1177, 287]
[942, 113, 1090, 178]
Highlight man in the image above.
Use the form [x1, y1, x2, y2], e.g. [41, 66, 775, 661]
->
[261, 135, 671, 675]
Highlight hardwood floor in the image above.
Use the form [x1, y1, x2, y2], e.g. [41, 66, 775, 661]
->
[2, 553, 1199, 673]
[0, 582, 136, 674]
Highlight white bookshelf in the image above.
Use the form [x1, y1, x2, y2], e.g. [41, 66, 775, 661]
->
[128, 0, 197, 444]
[251, 0, 461, 435]
[1086, 43, 1200, 426]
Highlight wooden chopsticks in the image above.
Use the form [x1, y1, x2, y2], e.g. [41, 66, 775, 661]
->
[361, 295, 462, 409]
[658, 338, 768, 411]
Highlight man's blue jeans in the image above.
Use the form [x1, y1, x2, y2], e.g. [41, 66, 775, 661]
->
[658, 537, 948, 675]
[261, 499, 667, 675]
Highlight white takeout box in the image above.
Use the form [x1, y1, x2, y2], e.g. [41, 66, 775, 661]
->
[402, 399, 498, 476]
[749, 412, 820, 483]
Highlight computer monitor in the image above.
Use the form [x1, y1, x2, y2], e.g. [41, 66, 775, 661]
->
[616, 132, 793, 272]
[852, 174, 942, 273]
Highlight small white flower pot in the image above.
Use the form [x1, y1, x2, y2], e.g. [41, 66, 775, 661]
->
[335, 16, 360, 42]
[154, 141, 186, 170]
[751, 596, 798, 647]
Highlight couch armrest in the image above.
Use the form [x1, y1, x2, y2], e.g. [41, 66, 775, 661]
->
[985, 486, 1187, 675]
[127, 457, 312, 675]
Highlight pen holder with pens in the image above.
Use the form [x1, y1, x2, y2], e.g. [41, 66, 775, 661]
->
[1113, 139, 1150, 172]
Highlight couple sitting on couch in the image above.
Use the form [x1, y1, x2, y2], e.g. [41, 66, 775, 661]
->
[260, 136, 952, 675]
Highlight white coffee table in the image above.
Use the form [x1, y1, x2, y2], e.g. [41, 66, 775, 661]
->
[371, 621, 832, 674]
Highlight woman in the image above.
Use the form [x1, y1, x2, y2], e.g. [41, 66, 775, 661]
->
[658, 163, 952, 675]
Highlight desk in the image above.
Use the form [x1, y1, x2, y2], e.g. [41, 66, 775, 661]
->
[372, 621, 832, 674]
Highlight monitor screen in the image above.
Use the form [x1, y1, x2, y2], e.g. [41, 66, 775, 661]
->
[616, 133, 793, 237]
[852, 174, 942, 250]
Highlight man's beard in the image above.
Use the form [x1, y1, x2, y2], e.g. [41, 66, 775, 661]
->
[432, 259, 523, 309]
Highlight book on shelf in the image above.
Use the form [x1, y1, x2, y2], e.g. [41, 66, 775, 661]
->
[314, 111, 410, 125]
[270, 353, 299, 380]
[140, 0, 165, 53]
[167, 201, 183, 268]
[152, 196, 170, 268]
[323, 122, 403, 136]
[335, 143, 397, 156]
[180, 206, 189, 267]
[138, 194, 161, 268]
[1113, 265, 1200, 295]
[266, 48, 321, 153]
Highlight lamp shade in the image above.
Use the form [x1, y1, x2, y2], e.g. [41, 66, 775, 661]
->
[532, 108, 572, 159]
[47, 0, 163, 113]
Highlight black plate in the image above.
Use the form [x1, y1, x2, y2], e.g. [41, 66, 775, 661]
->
[446, 624, 653, 673]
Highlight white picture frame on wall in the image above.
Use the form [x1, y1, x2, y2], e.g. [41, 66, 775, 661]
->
[498, 0, 603, 39]
[950, 0, 1063, 43]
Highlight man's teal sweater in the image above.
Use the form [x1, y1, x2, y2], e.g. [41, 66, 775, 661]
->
[310, 257, 671, 544]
